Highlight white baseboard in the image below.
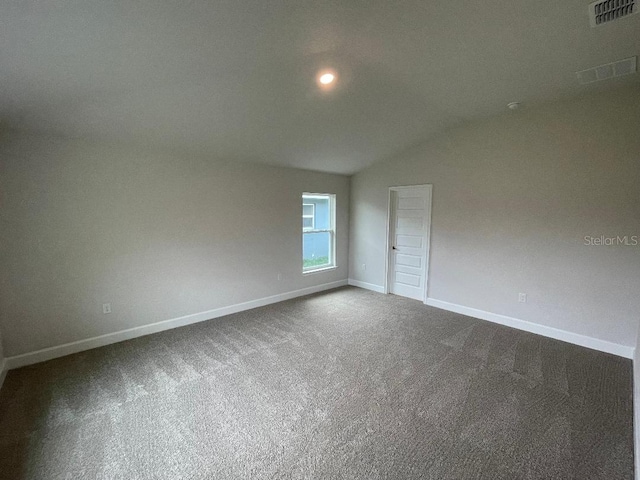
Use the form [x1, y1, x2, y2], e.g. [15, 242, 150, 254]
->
[348, 279, 385, 294]
[426, 298, 634, 359]
[4, 280, 348, 371]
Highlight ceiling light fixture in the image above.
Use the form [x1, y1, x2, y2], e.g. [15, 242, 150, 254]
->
[507, 102, 521, 110]
[316, 70, 338, 91]
[319, 73, 335, 85]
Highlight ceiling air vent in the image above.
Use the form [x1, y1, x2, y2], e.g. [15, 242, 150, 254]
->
[589, 0, 637, 26]
[576, 56, 637, 84]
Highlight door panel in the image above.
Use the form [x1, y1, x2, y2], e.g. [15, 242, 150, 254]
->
[395, 253, 422, 268]
[388, 186, 430, 301]
[396, 234, 423, 248]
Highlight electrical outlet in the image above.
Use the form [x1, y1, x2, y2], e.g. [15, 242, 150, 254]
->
[102, 303, 112, 314]
[277, 273, 282, 281]
[518, 293, 527, 303]
[362, 263, 366, 271]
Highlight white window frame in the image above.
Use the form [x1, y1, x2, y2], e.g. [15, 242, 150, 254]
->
[302, 203, 315, 231]
[302, 193, 336, 273]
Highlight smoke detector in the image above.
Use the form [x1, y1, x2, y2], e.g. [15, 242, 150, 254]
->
[576, 56, 637, 84]
[589, 0, 637, 27]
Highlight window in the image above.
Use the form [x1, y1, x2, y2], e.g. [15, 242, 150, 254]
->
[302, 203, 315, 230]
[302, 193, 336, 272]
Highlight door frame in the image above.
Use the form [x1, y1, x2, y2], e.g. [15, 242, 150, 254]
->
[384, 184, 433, 303]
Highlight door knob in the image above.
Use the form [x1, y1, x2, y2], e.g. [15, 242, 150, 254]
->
[392, 246, 397, 250]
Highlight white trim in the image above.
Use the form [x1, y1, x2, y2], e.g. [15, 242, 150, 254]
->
[302, 193, 336, 274]
[302, 202, 315, 230]
[426, 298, 634, 359]
[4, 280, 348, 371]
[383, 189, 392, 294]
[303, 265, 338, 275]
[348, 279, 386, 293]
[634, 338, 640, 480]
[302, 194, 329, 201]
[385, 184, 433, 301]
[423, 186, 433, 299]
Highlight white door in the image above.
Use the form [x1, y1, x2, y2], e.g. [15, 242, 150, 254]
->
[387, 186, 431, 301]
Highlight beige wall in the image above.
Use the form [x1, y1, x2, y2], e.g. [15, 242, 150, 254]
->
[0, 134, 349, 357]
[349, 85, 640, 348]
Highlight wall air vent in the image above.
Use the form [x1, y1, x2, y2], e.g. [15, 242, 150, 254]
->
[576, 56, 637, 84]
[589, 0, 637, 27]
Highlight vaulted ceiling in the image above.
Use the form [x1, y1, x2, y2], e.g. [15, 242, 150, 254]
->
[1, 1, 639, 174]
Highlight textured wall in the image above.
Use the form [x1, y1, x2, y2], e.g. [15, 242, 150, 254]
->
[349, 85, 640, 348]
[0, 135, 349, 357]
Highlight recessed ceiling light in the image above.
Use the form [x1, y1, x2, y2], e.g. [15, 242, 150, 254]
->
[507, 102, 521, 110]
[317, 70, 338, 90]
[319, 73, 335, 85]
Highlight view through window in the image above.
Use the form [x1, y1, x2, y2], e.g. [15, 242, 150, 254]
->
[302, 193, 335, 272]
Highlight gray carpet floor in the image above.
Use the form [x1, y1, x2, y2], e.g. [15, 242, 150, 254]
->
[0, 287, 634, 479]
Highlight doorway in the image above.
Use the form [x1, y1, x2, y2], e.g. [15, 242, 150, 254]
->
[385, 185, 432, 301]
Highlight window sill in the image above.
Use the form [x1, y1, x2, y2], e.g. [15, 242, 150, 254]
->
[302, 265, 338, 275]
